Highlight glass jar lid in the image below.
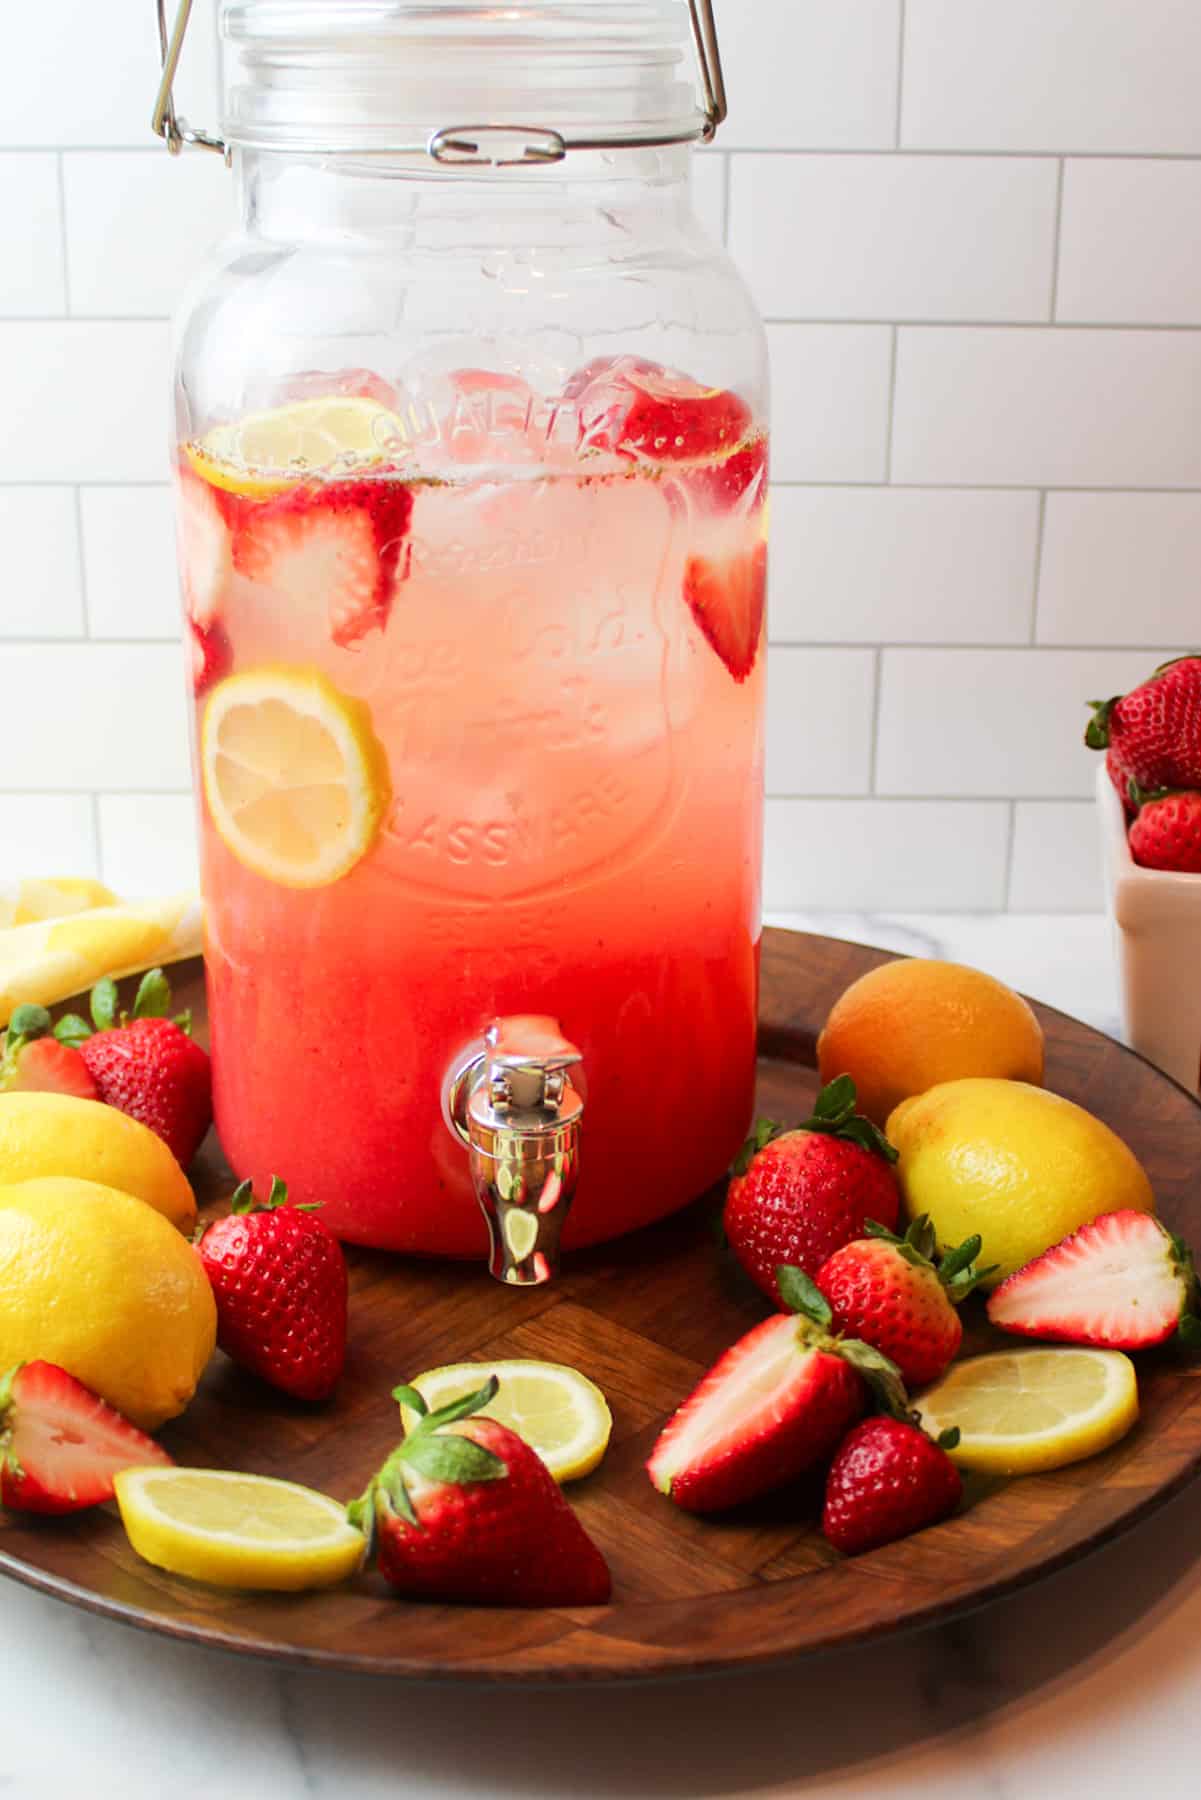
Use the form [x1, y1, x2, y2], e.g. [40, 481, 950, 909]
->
[152, 0, 726, 165]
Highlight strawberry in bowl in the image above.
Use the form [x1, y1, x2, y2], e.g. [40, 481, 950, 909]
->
[1090, 652, 1201, 1091]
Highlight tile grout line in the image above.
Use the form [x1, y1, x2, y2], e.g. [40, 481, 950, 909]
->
[894, 0, 908, 149]
[53, 151, 71, 315]
[7, 317, 1201, 332]
[89, 792, 104, 884]
[72, 486, 92, 639]
[1048, 157, 1066, 321]
[1028, 490, 1048, 643]
[867, 648, 885, 794]
[0, 788, 1099, 805]
[1001, 799, 1019, 908]
[883, 326, 899, 482]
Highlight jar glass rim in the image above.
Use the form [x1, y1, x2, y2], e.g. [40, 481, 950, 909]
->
[219, 0, 713, 155]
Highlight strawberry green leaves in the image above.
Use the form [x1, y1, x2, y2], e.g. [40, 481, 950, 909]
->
[731, 1078, 898, 1183]
[731, 1117, 783, 1177]
[228, 1174, 322, 1217]
[864, 1212, 995, 1302]
[76, 968, 192, 1039]
[800, 1076, 899, 1165]
[775, 1261, 911, 1420]
[776, 1264, 831, 1327]
[1, 1005, 53, 1083]
[348, 1376, 508, 1550]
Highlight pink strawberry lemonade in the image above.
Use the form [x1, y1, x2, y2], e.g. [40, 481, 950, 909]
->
[179, 361, 767, 1254]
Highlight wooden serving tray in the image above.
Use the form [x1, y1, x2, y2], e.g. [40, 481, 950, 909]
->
[2, 927, 1200, 1683]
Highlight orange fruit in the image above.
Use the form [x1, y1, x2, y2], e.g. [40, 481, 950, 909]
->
[816, 958, 1045, 1127]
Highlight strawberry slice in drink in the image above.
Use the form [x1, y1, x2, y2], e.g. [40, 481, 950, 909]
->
[234, 477, 414, 648]
[188, 616, 233, 697]
[177, 469, 233, 630]
[683, 539, 767, 683]
[0, 1360, 171, 1514]
[569, 355, 752, 464]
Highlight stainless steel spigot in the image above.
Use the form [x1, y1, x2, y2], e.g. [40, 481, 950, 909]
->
[444, 1017, 584, 1285]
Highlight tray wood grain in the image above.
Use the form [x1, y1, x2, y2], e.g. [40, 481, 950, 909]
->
[1, 927, 1200, 1683]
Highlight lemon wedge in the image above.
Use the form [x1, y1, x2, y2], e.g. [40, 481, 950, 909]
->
[114, 1467, 365, 1591]
[201, 665, 391, 888]
[401, 1360, 612, 1482]
[185, 395, 404, 500]
[917, 1347, 1138, 1477]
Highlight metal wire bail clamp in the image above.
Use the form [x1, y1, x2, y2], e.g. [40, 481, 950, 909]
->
[150, 0, 727, 165]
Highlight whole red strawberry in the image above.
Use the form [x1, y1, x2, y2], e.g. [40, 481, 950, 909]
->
[723, 1077, 901, 1304]
[1128, 789, 1201, 873]
[1086, 655, 1201, 791]
[350, 1377, 611, 1607]
[69, 969, 211, 1167]
[816, 1215, 992, 1387]
[198, 1176, 347, 1402]
[823, 1416, 962, 1555]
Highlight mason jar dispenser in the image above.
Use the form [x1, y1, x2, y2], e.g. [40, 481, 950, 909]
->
[155, 0, 768, 1280]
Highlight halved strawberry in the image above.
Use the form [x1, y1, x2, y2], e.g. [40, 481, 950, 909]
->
[189, 616, 232, 697]
[647, 1312, 864, 1513]
[0, 1360, 171, 1515]
[646, 1266, 908, 1515]
[683, 539, 767, 683]
[569, 356, 752, 465]
[234, 478, 414, 648]
[987, 1210, 1198, 1350]
[0, 1005, 98, 1100]
[177, 469, 232, 630]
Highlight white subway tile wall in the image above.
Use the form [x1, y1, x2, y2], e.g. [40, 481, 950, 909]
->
[1, 0, 1197, 911]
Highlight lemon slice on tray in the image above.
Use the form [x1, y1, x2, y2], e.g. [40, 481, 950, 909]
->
[917, 1347, 1138, 1477]
[114, 1467, 365, 1591]
[400, 1360, 613, 1483]
[201, 665, 391, 889]
[186, 395, 404, 500]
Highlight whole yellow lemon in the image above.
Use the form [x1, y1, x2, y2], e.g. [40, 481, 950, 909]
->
[817, 958, 1045, 1126]
[0, 1176, 215, 1428]
[887, 1078, 1154, 1287]
[0, 1092, 194, 1231]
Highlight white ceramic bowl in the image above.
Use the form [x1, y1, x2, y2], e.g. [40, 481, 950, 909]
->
[1097, 762, 1201, 1094]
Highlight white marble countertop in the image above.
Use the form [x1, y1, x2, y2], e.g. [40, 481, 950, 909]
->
[8, 911, 1195, 1800]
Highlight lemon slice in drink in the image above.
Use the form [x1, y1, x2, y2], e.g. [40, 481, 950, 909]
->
[401, 1360, 613, 1482]
[186, 395, 403, 500]
[917, 1348, 1138, 1477]
[201, 665, 391, 888]
[114, 1468, 366, 1591]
